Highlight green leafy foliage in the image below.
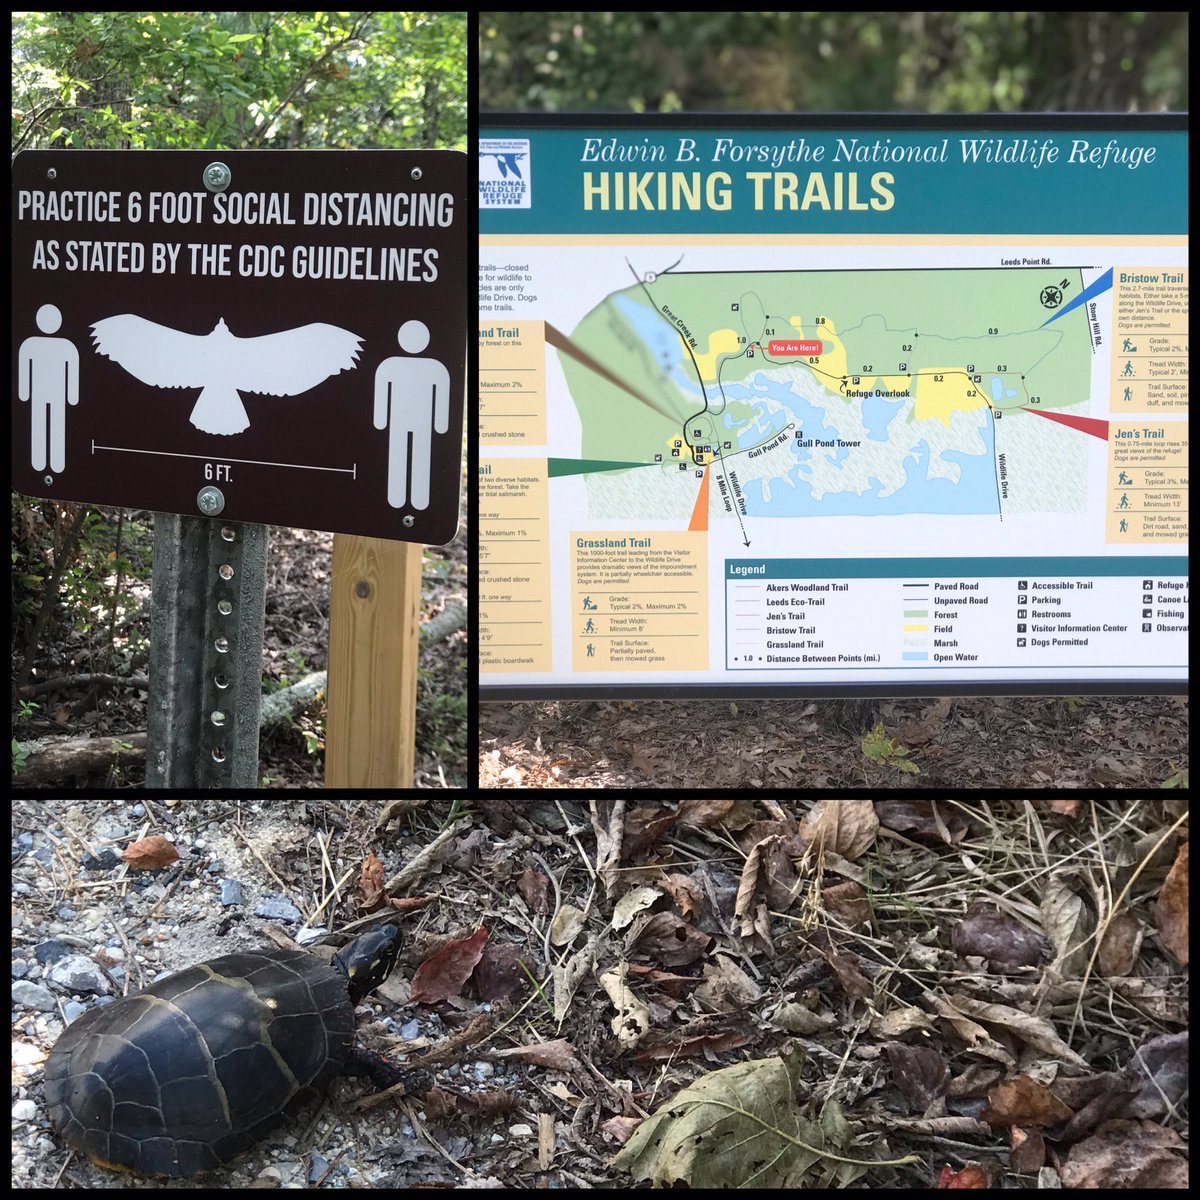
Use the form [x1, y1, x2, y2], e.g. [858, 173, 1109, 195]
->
[611, 1049, 910, 1187]
[861, 723, 920, 775]
[480, 12, 1187, 114]
[13, 12, 467, 153]
[1160, 764, 1188, 789]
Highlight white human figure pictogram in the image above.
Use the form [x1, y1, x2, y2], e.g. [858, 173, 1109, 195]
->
[373, 320, 450, 510]
[19, 304, 79, 473]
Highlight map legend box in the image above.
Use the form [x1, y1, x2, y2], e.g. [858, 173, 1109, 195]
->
[1106, 422, 1189, 544]
[479, 320, 546, 445]
[1111, 267, 1188, 413]
[480, 457, 552, 672]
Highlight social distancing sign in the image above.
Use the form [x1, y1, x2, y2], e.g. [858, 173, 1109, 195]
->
[12, 149, 466, 544]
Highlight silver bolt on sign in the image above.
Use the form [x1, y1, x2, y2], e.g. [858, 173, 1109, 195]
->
[197, 486, 225, 515]
[203, 162, 231, 193]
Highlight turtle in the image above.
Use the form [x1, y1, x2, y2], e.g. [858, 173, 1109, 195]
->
[44, 925, 411, 1177]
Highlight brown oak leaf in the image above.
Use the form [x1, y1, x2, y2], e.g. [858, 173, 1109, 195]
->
[1155, 841, 1188, 964]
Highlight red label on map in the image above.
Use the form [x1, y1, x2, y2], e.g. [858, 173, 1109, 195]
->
[767, 339, 822, 356]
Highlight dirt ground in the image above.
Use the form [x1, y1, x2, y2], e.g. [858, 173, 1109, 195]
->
[479, 694, 1189, 789]
[14, 799, 1189, 1189]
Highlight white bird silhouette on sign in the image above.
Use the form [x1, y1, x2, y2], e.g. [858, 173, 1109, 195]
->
[89, 315, 364, 435]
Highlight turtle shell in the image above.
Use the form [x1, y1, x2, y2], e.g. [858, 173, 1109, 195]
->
[44, 949, 356, 1177]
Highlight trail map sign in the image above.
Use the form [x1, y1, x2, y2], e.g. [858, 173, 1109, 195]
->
[13, 149, 466, 545]
[479, 114, 1188, 697]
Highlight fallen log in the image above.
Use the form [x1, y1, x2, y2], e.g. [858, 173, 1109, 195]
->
[13, 602, 467, 785]
[14, 732, 148, 787]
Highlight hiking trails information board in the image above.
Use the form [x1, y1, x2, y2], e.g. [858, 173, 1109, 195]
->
[479, 115, 1187, 697]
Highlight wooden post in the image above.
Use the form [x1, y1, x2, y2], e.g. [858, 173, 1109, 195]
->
[325, 535, 423, 787]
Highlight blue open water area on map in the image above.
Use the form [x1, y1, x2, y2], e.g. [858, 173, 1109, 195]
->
[862, 393, 904, 440]
[611, 292, 709, 397]
[990, 376, 1020, 403]
[726, 375, 999, 517]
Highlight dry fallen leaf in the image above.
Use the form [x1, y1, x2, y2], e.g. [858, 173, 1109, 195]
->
[875, 800, 967, 844]
[611, 1050, 886, 1188]
[1155, 841, 1188, 964]
[625, 963, 703, 997]
[1032, 799, 1083, 816]
[1009, 1125, 1046, 1174]
[626, 910, 711, 967]
[823, 879, 871, 929]
[599, 964, 651, 1050]
[601, 1115, 642, 1145]
[1060, 1120, 1189, 1188]
[872, 1005, 937, 1039]
[982, 1074, 1074, 1130]
[801, 799, 880, 860]
[611, 885, 662, 932]
[1097, 910, 1143, 977]
[1040, 875, 1095, 978]
[627, 748, 659, 777]
[490, 1038, 581, 1071]
[939, 992, 1089, 1068]
[410, 927, 490, 1004]
[951, 902, 1047, 972]
[928, 990, 1093, 1071]
[632, 1031, 753, 1062]
[937, 1164, 988, 1188]
[734, 836, 777, 951]
[885, 1042, 950, 1113]
[122, 835, 182, 871]
[550, 903, 587, 946]
[624, 806, 680, 856]
[924, 992, 1017, 1068]
[659, 871, 704, 919]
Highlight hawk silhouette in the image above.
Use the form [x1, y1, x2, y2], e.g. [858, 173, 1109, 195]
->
[90, 315, 363, 435]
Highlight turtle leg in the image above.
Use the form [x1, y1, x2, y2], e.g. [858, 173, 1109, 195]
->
[344, 1050, 433, 1097]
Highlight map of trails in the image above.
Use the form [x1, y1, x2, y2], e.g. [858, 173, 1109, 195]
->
[556, 265, 1093, 525]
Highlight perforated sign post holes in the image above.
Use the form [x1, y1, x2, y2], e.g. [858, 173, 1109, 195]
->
[13, 149, 466, 546]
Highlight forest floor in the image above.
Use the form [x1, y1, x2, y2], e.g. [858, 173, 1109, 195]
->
[14, 798, 1189, 1189]
[12, 479, 467, 789]
[479, 694, 1189, 790]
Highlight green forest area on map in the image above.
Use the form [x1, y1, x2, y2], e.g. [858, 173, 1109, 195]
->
[557, 265, 1094, 520]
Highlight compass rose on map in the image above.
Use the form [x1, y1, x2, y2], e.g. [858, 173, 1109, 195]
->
[1040, 284, 1063, 308]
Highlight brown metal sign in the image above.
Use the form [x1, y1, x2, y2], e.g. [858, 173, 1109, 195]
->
[12, 149, 466, 544]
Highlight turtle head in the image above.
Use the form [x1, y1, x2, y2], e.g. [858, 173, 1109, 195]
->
[335, 926, 401, 1004]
